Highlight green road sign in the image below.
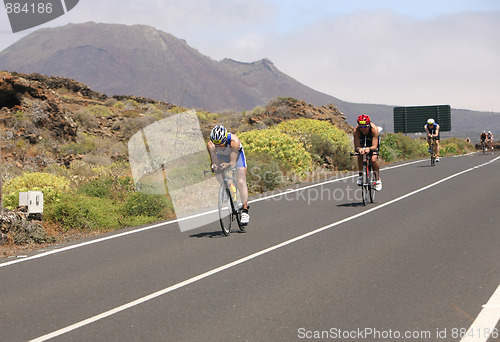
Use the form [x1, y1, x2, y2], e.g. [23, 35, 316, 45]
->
[394, 105, 451, 133]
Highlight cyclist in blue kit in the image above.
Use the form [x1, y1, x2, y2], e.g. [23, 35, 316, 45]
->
[425, 118, 440, 162]
[207, 125, 249, 225]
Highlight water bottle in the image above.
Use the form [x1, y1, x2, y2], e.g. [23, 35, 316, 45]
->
[229, 183, 236, 201]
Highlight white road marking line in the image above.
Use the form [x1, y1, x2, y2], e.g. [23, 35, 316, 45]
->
[29, 156, 500, 341]
[461, 284, 500, 342]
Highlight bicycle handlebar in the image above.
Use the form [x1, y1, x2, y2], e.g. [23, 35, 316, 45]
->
[350, 151, 379, 156]
[203, 165, 237, 177]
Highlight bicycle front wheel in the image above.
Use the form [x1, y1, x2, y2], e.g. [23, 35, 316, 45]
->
[369, 169, 376, 203]
[218, 184, 232, 236]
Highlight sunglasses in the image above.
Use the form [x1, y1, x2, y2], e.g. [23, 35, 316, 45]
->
[359, 125, 369, 129]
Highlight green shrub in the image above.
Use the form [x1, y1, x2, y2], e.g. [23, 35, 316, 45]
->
[379, 133, 427, 161]
[238, 128, 312, 174]
[246, 151, 284, 193]
[73, 108, 99, 130]
[59, 133, 97, 155]
[88, 105, 114, 117]
[277, 119, 352, 170]
[441, 137, 474, 155]
[441, 143, 459, 156]
[77, 178, 112, 198]
[123, 192, 172, 218]
[380, 134, 401, 162]
[113, 101, 126, 110]
[46, 193, 122, 231]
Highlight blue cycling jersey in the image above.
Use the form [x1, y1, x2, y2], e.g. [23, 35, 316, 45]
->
[215, 133, 247, 168]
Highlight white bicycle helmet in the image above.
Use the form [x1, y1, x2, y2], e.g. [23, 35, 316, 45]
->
[427, 118, 435, 125]
[210, 125, 228, 145]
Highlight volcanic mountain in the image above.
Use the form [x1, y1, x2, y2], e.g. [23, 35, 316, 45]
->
[0, 22, 343, 113]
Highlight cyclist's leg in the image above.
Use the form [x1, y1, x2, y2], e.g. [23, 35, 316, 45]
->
[357, 155, 363, 172]
[356, 155, 363, 184]
[370, 154, 379, 180]
[236, 166, 249, 225]
[371, 150, 382, 190]
[435, 134, 440, 157]
[235, 149, 249, 209]
[236, 167, 248, 209]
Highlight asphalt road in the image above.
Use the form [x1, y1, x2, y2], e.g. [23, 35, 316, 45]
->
[1, 152, 499, 342]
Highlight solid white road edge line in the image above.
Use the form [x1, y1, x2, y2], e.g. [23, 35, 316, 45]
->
[29, 156, 500, 342]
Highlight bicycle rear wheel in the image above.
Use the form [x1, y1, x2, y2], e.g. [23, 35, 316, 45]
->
[218, 184, 232, 235]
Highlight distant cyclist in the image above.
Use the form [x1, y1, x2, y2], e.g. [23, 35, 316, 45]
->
[207, 125, 249, 225]
[425, 118, 440, 162]
[353, 115, 382, 191]
[480, 131, 487, 148]
[487, 131, 494, 149]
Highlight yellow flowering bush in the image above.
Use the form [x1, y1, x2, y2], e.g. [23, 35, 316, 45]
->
[3, 172, 71, 209]
[239, 128, 312, 174]
[277, 118, 350, 150]
[277, 119, 352, 170]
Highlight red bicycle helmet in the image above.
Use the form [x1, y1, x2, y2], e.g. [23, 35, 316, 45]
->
[357, 115, 371, 125]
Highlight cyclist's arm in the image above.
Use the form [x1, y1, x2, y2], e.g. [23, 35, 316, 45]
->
[425, 125, 431, 137]
[369, 124, 379, 152]
[434, 124, 440, 137]
[353, 128, 361, 152]
[228, 135, 241, 168]
[207, 141, 218, 170]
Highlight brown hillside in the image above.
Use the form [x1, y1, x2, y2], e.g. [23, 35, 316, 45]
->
[0, 71, 352, 172]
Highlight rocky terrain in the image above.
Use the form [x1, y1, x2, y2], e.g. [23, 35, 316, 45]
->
[0, 71, 351, 171]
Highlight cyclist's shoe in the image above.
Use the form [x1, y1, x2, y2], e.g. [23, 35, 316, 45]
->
[357, 176, 363, 186]
[374, 180, 382, 191]
[436, 157, 440, 162]
[241, 209, 249, 225]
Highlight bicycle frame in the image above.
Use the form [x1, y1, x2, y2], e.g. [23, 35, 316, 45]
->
[350, 151, 378, 206]
[207, 167, 244, 236]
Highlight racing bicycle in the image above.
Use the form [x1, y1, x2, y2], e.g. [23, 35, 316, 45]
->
[205, 166, 245, 236]
[350, 151, 378, 206]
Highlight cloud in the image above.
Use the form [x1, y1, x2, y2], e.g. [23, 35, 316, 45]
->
[251, 10, 500, 112]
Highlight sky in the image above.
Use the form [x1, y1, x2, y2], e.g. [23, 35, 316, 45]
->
[1, 0, 500, 112]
